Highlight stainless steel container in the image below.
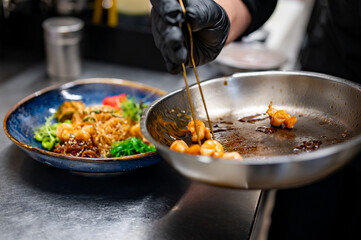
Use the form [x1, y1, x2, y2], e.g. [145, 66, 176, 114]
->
[42, 17, 84, 80]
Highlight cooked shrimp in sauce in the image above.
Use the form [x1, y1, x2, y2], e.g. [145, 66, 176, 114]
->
[170, 140, 189, 153]
[185, 144, 201, 155]
[200, 140, 224, 157]
[170, 120, 243, 160]
[187, 120, 211, 142]
[266, 101, 297, 128]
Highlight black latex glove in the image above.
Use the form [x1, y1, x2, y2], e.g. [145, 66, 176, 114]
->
[150, 0, 230, 74]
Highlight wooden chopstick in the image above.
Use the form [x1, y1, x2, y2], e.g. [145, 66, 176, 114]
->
[178, 0, 215, 144]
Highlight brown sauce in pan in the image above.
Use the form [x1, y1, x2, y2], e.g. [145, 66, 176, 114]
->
[341, 130, 348, 138]
[212, 113, 352, 157]
[256, 126, 278, 134]
[293, 140, 323, 153]
[239, 113, 269, 123]
[151, 111, 353, 158]
[149, 114, 189, 146]
[213, 127, 235, 133]
[213, 122, 235, 133]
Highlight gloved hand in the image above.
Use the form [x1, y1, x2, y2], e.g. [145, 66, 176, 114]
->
[150, 0, 230, 74]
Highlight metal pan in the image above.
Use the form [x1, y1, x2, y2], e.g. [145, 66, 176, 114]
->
[141, 71, 361, 189]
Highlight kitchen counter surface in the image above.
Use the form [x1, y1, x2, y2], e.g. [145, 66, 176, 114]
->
[0, 54, 262, 240]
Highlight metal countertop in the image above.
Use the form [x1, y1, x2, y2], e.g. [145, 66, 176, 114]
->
[0, 57, 261, 240]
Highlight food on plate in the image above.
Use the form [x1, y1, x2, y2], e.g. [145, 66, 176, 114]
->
[109, 136, 156, 157]
[129, 123, 149, 144]
[33, 115, 67, 150]
[55, 101, 85, 122]
[33, 95, 155, 158]
[266, 101, 297, 128]
[102, 93, 127, 110]
[170, 120, 243, 160]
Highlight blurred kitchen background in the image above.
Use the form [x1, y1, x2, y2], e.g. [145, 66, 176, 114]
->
[0, 0, 167, 71]
[0, 0, 318, 81]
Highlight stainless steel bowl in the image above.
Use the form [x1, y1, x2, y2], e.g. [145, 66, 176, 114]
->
[141, 71, 361, 189]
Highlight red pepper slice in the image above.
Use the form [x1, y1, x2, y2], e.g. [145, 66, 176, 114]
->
[102, 94, 127, 109]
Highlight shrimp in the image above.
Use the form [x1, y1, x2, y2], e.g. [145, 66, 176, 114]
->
[56, 123, 74, 141]
[130, 123, 149, 143]
[81, 124, 95, 135]
[170, 140, 189, 153]
[187, 120, 212, 143]
[266, 102, 278, 117]
[57, 123, 94, 141]
[222, 152, 243, 160]
[73, 125, 94, 141]
[185, 144, 201, 155]
[284, 115, 297, 129]
[169, 120, 244, 159]
[266, 101, 297, 129]
[200, 140, 224, 157]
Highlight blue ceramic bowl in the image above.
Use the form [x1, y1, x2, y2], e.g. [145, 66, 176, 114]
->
[4, 78, 166, 173]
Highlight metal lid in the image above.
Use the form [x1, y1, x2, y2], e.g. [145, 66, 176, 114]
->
[42, 17, 84, 34]
[215, 42, 287, 72]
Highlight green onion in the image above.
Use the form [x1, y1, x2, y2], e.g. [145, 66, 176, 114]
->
[33, 115, 62, 150]
[82, 116, 95, 122]
[108, 137, 156, 157]
[90, 109, 101, 114]
[120, 96, 148, 122]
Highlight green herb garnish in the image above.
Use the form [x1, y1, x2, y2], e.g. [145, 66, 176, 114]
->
[90, 109, 101, 114]
[33, 115, 69, 150]
[120, 96, 148, 121]
[82, 116, 95, 122]
[108, 137, 156, 157]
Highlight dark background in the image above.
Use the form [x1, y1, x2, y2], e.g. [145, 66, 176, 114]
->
[0, 0, 167, 71]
